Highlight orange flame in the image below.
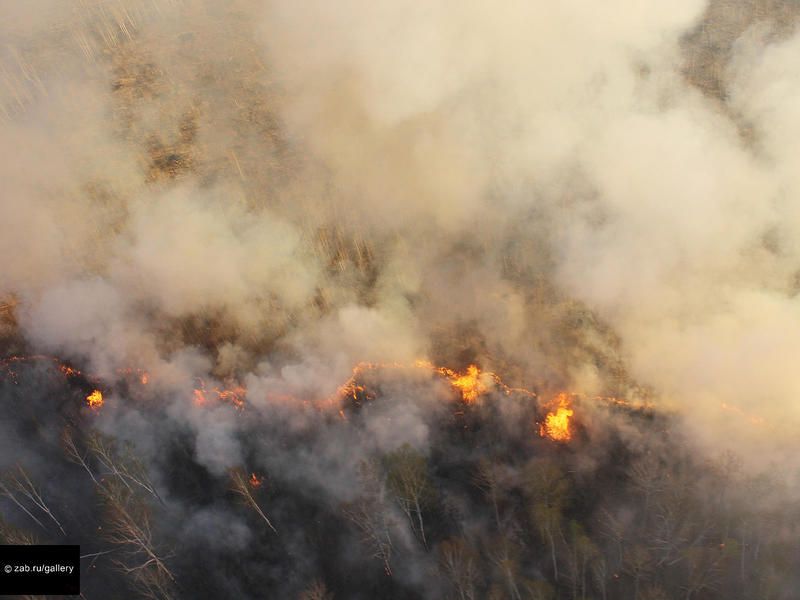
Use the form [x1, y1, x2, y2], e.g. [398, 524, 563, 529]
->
[61, 365, 80, 377]
[193, 388, 208, 406]
[329, 360, 540, 408]
[721, 402, 764, 425]
[449, 365, 487, 403]
[219, 388, 246, 410]
[86, 390, 104, 410]
[249, 473, 262, 487]
[193, 378, 246, 411]
[414, 361, 495, 403]
[540, 393, 573, 441]
[2, 354, 609, 439]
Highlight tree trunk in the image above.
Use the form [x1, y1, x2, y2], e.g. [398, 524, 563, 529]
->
[548, 529, 559, 582]
[414, 497, 427, 550]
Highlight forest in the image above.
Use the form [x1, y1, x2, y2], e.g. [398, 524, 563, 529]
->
[1, 355, 798, 599]
[3, 0, 800, 598]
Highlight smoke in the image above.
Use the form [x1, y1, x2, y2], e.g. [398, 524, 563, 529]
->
[1, 0, 797, 470]
[3, 0, 800, 595]
[256, 0, 800, 463]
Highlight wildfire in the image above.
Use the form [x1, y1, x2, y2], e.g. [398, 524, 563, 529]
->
[86, 390, 104, 410]
[193, 378, 246, 411]
[249, 473, 262, 487]
[414, 361, 496, 403]
[448, 365, 487, 403]
[193, 388, 208, 406]
[1, 354, 593, 442]
[721, 402, 765, 425]
[539, 393, 574, 442]
[332, 361, 401, 405]
[61, 365, 80, 377]
[219, 388, 245, 410]
[332, 360, 532, 406]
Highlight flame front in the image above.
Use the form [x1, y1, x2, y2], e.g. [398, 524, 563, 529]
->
[449, 365, 486, 403]
[249, 473, 262, 487]
[540, 393, 573, 442]
[0, 355, 609, 444]
[414, 361, 495, 404]
[86, 390, 104, 410]
[193, 379, 246, 411]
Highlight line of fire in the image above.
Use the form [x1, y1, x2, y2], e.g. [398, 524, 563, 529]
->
[0, 353, 662, 446]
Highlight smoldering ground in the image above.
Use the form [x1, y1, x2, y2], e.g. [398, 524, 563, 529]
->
[2, 0, 800, 598]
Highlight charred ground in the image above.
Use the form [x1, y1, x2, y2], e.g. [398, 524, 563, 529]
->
[1, 357, 798, 600]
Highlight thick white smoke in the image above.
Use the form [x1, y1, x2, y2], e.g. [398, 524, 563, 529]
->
[2, 0, 799, 476]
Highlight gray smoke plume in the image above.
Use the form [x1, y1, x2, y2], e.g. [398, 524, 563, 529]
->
[3, 1, 800, 597]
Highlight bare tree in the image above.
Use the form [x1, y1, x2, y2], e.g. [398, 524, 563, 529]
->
[298, 579, 334, 600]
[0, 515, 38, 545]
[342, 460, 394, 575]
[437, 537, 480, 600]
[531, 504, 563, 583]
[524, 459, 569, 510]
[564, 519, 600, 600]
[86, 432, 162, 503]
[230, 468, 277, 533]
[524, 459, 569, 582]
[682, 546, 723, 600]
[523, 578, 556, 600]
[488, 535, 524, 600]
[639, 585, 670, 600]
[383, 444, 433, 550]
[629, 453, 665, 523]
[0, 463, 65, 535]
[649, 472, 708, 568]
[61, 428, 173, 599]
[472, 458, 506, 531]
[591, 554, 610, 600]
[62, 427, 98, 485]
[597, 507, 629, 571]
[622, 544, 653, 600]
[99, 480, 174, 600]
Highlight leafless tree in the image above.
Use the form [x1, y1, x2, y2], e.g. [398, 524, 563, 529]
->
[628, 453, 665, 522]
[0, 463, 65, 535]
[86, 431, 162, 503]
[524, 459, 569, 582]
[230, 468, 277, 534]
[383, 444, 433, 550]
[99, 480, 174, 600]
[437, 537, 480, 600]
[524, 459, 569, 510]
[297, 579, 334, 600]
[62, 427, 99, 485]
[649, 472, 709, 568]
[0, 515, 38, 545]
[564, 520, 599, 600]
[61, 428, 173, 599]
[472, 458, 507, 531]
[523, 578, 556, 600]
[597, 507, 630, 570]
[622, 544, 654, 600]
[591, 553, 610, 600]
[488, 534, 524, 600]
[682, 546, 723, 600]
[342, 460, 394, 575]
[531, 504, 563, 583]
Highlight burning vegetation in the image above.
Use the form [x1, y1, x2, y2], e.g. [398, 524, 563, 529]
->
[86, 389, 104, 410]
[3, 0, 800, 599]
[1, 355, 797, 600]
[539, 393, 574, 442]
